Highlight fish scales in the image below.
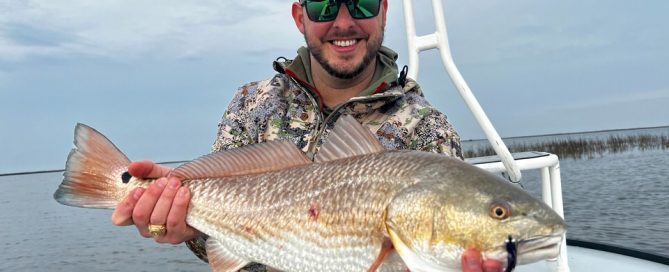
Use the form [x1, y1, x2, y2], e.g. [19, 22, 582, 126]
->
[185, 151, 429, 271]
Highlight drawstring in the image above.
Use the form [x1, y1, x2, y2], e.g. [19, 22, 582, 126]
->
[397, 65, 408, 87]
[273, 56, 288, 73]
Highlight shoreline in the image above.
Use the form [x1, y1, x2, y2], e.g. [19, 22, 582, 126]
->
[462, 125, 669, 142]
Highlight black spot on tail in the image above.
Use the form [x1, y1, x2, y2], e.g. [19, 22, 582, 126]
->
[121, 171, 132, 184]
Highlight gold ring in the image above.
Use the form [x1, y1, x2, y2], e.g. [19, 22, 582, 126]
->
[148, 224, 167, 237]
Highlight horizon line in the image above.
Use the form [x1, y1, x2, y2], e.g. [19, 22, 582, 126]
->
[462, 125, 669, 142]
[2, 125, 668, 176]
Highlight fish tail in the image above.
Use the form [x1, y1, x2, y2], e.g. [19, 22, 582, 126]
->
[54, 123, 132, 209]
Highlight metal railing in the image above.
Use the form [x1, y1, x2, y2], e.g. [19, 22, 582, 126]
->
[401, 0, 569, 271]
[470, 153, 569, 271]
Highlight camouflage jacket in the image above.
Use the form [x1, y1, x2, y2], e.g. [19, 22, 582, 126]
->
[210, 75, 462, 158]
[185, 46, 462, 267]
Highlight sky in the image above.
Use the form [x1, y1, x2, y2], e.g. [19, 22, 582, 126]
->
[1, 0, 668, 173]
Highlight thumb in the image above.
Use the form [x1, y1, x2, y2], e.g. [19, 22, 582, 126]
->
[128, 160, 171, 178]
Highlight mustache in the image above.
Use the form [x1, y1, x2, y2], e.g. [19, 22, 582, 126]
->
[324, 29, 369, 40]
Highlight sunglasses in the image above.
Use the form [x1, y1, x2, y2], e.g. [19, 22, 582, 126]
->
[299, 0, 381, 22]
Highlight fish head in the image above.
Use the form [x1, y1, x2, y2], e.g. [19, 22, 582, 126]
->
[385, 163, 566, 271]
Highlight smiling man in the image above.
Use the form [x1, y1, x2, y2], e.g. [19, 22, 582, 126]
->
[111, 1, 500, 271]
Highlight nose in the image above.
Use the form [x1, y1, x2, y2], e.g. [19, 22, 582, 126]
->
[331, 2, 356, 28]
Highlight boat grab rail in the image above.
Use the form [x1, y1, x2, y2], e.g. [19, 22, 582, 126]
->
[401, 0, 522, 183]
[401, 1, 569, 271]
[469, 152, 569, 271]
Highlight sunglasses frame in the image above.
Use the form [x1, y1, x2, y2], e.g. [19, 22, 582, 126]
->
[299, 0, 382, 22]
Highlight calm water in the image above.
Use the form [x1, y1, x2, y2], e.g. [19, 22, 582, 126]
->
[1, 127, 668, 271]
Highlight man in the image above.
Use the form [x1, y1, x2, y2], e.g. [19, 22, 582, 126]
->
[112, 1, 501, 271]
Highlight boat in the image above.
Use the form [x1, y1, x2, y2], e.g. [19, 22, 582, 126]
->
[403, 0, 669, 271]
[2, 2, 666, 271]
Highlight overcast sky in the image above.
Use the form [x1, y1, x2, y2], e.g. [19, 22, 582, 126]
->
[1, 0, 668, 173]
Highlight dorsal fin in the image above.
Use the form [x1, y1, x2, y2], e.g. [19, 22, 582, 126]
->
[314, 115, 386, 163]
[171, 140, 311, 180]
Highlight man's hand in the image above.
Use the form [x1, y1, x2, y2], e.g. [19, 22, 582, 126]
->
[461, 248, 504, 272]
[111, 160, 201, 244]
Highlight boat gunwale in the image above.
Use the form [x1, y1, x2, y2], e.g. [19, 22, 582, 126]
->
[567, 239, 669, 265]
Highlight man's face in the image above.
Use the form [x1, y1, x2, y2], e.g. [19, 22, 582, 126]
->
[295, 1, 387, 79]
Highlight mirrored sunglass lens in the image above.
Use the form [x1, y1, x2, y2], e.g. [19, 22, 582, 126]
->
[306, 0, 339, 22]
[348, 0, 380, 19]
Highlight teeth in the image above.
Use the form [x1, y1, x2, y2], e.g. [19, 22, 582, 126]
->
[332, 39, 357, 47]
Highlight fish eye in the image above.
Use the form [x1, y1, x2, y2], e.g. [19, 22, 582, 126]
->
[489, 202, 511, 220]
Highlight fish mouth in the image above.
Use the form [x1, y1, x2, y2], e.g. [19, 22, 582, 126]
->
[516, 232, 565, 264]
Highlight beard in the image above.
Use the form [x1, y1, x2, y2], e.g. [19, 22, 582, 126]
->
[305, 27, 384, 79]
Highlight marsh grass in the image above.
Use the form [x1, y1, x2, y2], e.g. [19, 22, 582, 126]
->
[464, 134, 669, 160]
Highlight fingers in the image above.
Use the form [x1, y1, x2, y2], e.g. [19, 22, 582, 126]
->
[114, 159, 197, 245]
[129, 176, 199, 244]
[133, 177, 169, 237]
[113, 171, 198, 244]
[461, 249, 484, 272]
[482, 260, 503, 272]
[128, 160, 172, 178]
[150, 177, 180, 224]
[149, 177, 181, 240]
[112, 188, 145, 226]
[161, 186, 200, 244]
[461, 249, 503, 272]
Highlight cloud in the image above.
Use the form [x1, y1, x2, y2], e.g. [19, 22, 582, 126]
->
[3, 23, 75, 47]
[0, 1, 302, 61]
[544, 89, 669, 112]
[431, 1, 665, 66]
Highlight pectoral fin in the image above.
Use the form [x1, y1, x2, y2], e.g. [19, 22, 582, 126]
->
[206, 238, 250, 272]
[367, 237, 395, 272]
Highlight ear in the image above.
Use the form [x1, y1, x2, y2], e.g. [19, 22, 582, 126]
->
[380, 0, 388, 25]
[292, 2, 305, 34]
